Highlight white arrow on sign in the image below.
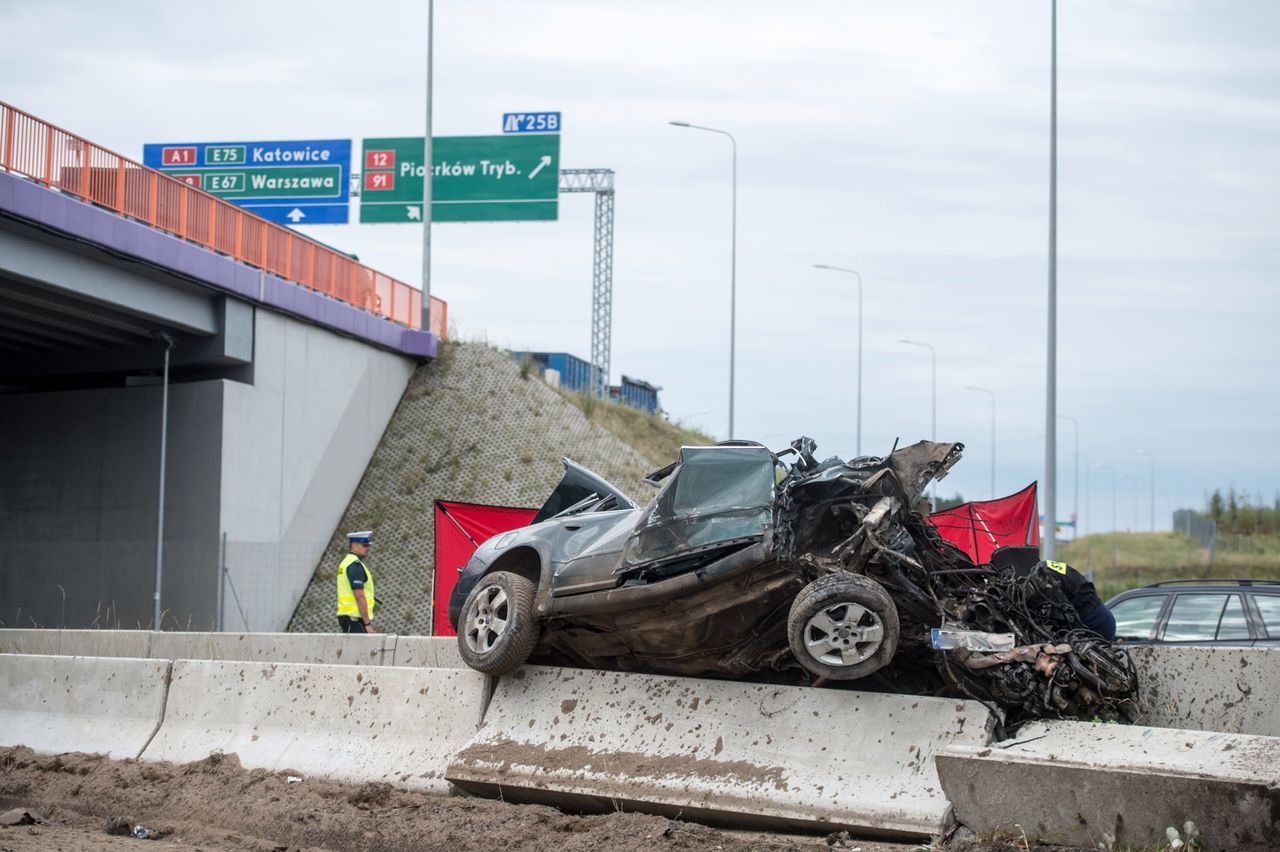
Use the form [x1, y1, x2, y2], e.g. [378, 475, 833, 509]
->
[286, 208, 306, 223]
[406, 205, 421, 220]
[528, 156, 551, 180]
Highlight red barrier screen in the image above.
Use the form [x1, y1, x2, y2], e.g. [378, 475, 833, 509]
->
[928, 483, 1039, 564]
[432, 501, 537, 636]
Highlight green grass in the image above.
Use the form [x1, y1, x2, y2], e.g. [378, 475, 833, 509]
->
[1060, 531, 1280, 601]
[558, 389, 716, 470]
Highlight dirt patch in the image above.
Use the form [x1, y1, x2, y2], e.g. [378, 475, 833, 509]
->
[0, 747, 1100, 852]
[0, 747, 917, 852]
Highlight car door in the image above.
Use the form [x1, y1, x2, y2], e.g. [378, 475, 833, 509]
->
[1248, 593, 1280, 647]
[548, 510, 638, 597]
[1110, 593, 1170, 643]
[1157, 592, 1254, 646]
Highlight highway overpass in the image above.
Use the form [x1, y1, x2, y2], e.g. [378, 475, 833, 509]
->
[0, 103, 443, 632]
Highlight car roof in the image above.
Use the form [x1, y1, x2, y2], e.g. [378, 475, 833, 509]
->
[1108, 580, 1280, 604]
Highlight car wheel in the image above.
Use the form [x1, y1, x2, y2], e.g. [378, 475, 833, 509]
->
[457, 571, 539, 675]
[787, 573, 899, 680]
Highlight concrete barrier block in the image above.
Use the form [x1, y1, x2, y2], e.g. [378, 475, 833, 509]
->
[0, 628, 152, 658]
[148, 631, 386, 666]
[0, 654, 170, 759]
[445, 665, 995, 837]
[388, 635, 466, 669]
[1129, 646, 1280, 737]
[936, 720, 1280, 850]
[142, 659, 487, 793]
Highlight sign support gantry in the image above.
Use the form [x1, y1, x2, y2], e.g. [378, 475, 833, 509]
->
[559, 169, 614, 398]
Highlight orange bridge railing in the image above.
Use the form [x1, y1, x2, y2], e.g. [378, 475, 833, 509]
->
[0, 101, 445, 338]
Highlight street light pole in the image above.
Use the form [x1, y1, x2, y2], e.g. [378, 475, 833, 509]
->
[421, 0, 434, 333]
[1044, 0, 1060, 560]
[153, 332, 175, 630]
[815, 264, 863, 456]
[964, 386, 996, 499]
[1138, 449, 1156, 531]
[899, 339, 937, 501]
[670, 121, 737, 439]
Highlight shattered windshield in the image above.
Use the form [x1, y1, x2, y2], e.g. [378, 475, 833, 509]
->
[623, 446, 775, 567]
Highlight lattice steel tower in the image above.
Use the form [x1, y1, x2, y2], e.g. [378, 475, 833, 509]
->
[559, 169, 615, 398]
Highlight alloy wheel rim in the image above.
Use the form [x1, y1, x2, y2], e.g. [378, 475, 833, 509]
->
[803, 601, 884, 666]
[464, 584, 510, 654]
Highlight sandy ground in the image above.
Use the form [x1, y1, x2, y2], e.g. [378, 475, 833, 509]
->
[0, 747, 928, 852]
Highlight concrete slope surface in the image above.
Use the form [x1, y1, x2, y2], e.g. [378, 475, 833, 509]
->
[288, 341, 666, 636]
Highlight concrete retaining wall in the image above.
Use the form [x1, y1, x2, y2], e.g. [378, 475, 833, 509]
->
[140, 659, 487, 793]
[0, 654, 170, 759]
[147, 631, 387, 667]
[936, 720, 1280, 850]
[0, 629, 152, 658]
[446, 665, 995, 838]
[1129, 645, 1280, 737]
[388, 635, 465, 669]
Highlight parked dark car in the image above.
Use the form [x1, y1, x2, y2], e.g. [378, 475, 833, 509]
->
[448, 437, 1138, 722]
[1106, 579, 1280, 646]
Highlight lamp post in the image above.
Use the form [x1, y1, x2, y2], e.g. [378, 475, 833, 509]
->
[670, 121, 737, 439]
[814, 264, 863, 456]
[420, 0, 434, 334]
[1044, 0, 1060, 560]
[899, 339, 936, 501]
[1120, 473, 1139, 532]
[1138, 449, 1156, 531]
[1058, 415, 1079, 539]
[152, 331, 175, 630]
[964, 385, 996, 498]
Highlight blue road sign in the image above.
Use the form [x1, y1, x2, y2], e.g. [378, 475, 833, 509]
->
[141, 139, 352, 225]
[502, 112, 561, 134]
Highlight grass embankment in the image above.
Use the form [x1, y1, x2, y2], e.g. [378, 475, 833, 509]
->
[558, 388, 715, 470]
[1059, 531, 1280, 601]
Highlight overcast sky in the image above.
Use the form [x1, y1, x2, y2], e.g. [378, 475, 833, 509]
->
[4, 0, 1277, 532]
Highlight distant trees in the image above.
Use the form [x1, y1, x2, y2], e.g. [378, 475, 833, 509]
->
[1205, 487, 1280, 535]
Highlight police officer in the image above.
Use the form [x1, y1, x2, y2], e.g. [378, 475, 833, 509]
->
[991, 547, 1115, 641]
[336, 530, 376, 634]
[1034, 559, 1116, 641]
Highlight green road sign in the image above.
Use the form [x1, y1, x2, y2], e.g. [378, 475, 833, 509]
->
[359, 135, 559, 223]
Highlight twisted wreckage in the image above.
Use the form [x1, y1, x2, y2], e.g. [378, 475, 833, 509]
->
[448, 438, 1139, 725]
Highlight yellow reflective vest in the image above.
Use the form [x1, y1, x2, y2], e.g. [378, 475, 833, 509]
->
[336, 553, 376, 619]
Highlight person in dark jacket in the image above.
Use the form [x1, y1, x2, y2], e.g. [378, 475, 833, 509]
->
[1034, 559, 1116, 640]
[990, 547, 1116, 641]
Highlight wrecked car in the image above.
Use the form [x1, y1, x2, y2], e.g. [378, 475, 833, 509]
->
[447, 438, 1138, 723]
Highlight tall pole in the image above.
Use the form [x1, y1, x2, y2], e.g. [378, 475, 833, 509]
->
[420, 0, 434, 334]
[1059, 415, 1078, 538]
[1138, 449, 1156, 531]
[815, 265, 863, 456]
[153, 332, 174, 630]
[670, 121, 737, 438]
[964, 386, 996, 498]
[899, 339, 936, 501]
[1044, 0, 1059, 560]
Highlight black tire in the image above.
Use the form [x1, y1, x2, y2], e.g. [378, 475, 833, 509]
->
[787, 572, 899, 680]
[456, 571, 539, 675]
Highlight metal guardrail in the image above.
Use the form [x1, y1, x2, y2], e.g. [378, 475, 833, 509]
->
[0, 101, 446, 338]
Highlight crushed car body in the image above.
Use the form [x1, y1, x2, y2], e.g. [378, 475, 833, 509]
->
[447, 438, 1138, 724]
